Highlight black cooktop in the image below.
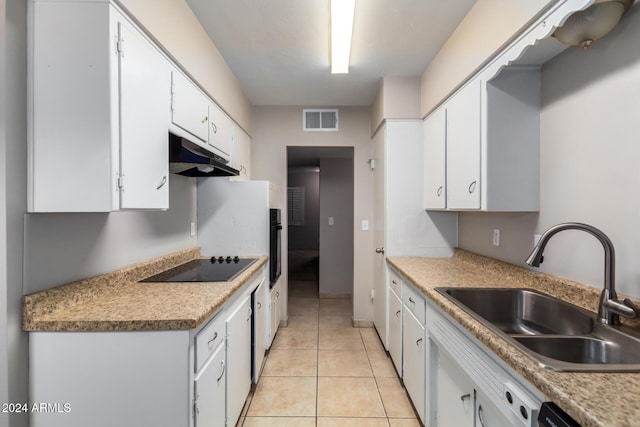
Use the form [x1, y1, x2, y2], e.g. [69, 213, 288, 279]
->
[141, 257, 259, 283]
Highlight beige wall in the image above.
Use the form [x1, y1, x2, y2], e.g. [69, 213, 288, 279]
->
[371, 77, 421, 135]
[420, 0, 554, 117]
[251, 106, 374, 322]
[459, 3, 640, 299]
[118, 0, 253, 134]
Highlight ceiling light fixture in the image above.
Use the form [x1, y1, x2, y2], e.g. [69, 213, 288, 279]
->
[331, 0, 356, 74]
[554, 0, 633, 50]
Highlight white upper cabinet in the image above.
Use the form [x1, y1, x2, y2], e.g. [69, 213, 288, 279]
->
[208, 101, 232, 160]
[29, 1, 170, 212]
[170, 70, 210, 144]
[446, 80, 482, 210]
[423, 107, 447, 210]
[169, 70, 234, 163]
[119, 19, 170, 210]
[232, 125, 251, 180]
[423, 0, 595, 212]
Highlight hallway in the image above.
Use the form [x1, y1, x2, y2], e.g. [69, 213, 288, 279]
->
[237, 279, 421, 427]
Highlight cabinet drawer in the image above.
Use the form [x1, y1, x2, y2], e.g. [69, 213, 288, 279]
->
[195, 311, 225, 372]
[389, 269, 403, 298]
[402, 282, 426, 325]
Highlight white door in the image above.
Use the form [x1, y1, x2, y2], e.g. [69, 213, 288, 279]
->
[118, 20, 170, 209]
[446, 79, 482, 210]
[226, 296, 252, 426]
[253, 279, 267, 383]
[403, 309, 425, 422]
[424, 107, 447, 209]
[194, 343, 226, 427]
[388, 288, 403, 375]
[171, 70, 210, 143]
[372, 127, 387, 347]
[435, 347, 475, 426]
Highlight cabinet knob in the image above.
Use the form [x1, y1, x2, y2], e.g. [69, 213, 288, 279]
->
[201, 116, 208, 124]
[375, 247, 385, 254]
[437, 186, 443, 197]
[156, 175, 167, 190]
[468, 180, 477, 194]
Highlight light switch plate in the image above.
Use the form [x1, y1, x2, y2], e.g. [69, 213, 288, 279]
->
[328, 217, 334, 226]
[362, 220, 369, 231]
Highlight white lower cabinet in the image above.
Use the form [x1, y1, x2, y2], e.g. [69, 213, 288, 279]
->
[194, 343, 226, 427]
[402, 308, 425, 422]
[253, 279, 267, 382]
[29, 267, 266, 427]
[226, 295, 252, 425]
[427, 301, 544, 427]
[267, 280, 281, 348]
[388, 287, 403, 375]
[434, 345, 475, 426]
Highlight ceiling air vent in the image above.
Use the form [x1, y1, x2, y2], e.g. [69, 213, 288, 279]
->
[303, 109, 339, 131]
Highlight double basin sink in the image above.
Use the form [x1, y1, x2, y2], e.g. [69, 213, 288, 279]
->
[436, 287, 640, 371]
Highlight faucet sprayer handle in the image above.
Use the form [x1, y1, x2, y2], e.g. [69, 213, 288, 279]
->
[603, 298, 638, 320]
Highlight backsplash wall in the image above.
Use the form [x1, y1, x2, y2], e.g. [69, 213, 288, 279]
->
[459, 3, 640, 299]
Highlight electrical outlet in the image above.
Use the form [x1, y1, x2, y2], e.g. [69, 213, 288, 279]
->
[190, 222, 196, 237]
[493, 229, 501, 246]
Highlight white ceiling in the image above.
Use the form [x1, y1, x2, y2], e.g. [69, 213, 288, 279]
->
[186, 0, 477, 106]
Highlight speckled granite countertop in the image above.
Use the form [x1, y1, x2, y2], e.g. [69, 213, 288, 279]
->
[387, 250, 640, 427]
[23, 248, 267, 332]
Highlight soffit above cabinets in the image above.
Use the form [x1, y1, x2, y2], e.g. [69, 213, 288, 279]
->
[185, 0, 477, 106]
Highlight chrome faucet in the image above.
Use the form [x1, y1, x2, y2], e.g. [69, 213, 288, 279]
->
[525, 222, 637, 325]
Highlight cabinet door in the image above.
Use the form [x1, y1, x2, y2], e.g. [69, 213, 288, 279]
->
[388, 289, 403, 375]
[232, 125, 251, 180]
[476, 389, 512, 427]
[435, 347, 475, 426]
[118, 20, 170, 210]
[269, 282, 281, 347]
[226, 296, 252, 426]
[171, 71, 210, 143]
[253, 279, 267, 383]
[403, 309, 425, 423]
[208, 102, 232, 159]
[424, 107, 447, 209]
[446, 79, 481, 210]
[194, 343, 226, 427]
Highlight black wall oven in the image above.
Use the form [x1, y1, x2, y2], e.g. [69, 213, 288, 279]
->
[269, 208, 282, 287]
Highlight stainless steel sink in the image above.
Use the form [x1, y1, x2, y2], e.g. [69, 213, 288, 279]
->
[436, 287, 640, 371]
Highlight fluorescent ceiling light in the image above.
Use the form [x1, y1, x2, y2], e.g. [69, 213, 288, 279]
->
[331, 0, 356, 74]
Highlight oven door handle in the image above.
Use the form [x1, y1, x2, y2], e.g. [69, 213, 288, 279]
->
[273, 225, 282, 230]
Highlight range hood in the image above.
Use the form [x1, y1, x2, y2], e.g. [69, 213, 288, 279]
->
[169, 132, 239, 177]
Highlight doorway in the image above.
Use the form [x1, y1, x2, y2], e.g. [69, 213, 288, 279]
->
[286, 147, 354, 301]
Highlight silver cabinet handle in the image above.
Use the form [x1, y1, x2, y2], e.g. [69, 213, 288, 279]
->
[392, 280, 397, 285]
[468, 180, 477, 194]
[437, 186, 443, 197]
[408, 297, 415, 305]
[211, 122, 218, 133]
[156, 175, 167, 190]
[375, 247, 385, 254]
[257, 302, 262, 310]
[478, 404, 486, 427]
[207, 331, 218, 348]
[217, 360, 225, 383]
[201, 115, 208, 123]
[396, 310, 401, 317]
[416, 337, 423, 347]
[460, 393, 471, 402]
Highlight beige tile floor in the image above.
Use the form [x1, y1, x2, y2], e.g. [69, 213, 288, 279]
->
[238, 280, 421, 427]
